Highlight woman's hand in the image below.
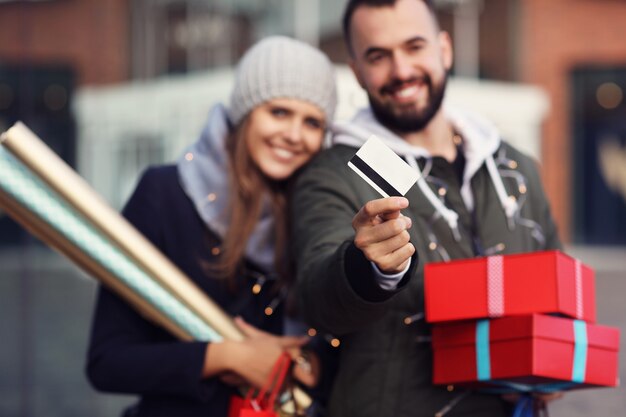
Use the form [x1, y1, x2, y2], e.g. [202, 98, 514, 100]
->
[202, 317, 316, 390]
[234, 317, 319, 387]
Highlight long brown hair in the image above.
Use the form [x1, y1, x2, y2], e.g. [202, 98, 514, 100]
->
[214, 117, 291, 291]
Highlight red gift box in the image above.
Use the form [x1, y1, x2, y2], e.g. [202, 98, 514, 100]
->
[424, 250, 596, 323]
[431, 314, 620, 390]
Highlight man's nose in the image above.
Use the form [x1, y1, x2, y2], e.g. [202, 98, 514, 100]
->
[390, 53, 414, 80]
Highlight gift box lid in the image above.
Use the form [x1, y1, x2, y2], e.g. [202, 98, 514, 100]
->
[431, 314, 619, 351]
[425, 250, 596, 322]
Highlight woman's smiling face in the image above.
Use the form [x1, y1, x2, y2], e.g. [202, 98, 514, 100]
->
[245, 98, 326, 181]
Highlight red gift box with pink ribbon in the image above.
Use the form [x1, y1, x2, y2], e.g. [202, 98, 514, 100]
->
[431, 314, 620, 390]
[424, 250, 596, 323]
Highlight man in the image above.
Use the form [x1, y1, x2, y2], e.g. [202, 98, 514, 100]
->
[291, 0, 562, 416]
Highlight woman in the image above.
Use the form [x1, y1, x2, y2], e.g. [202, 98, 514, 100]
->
[86, 36, 337, 417]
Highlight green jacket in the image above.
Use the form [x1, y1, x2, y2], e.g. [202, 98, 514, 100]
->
[291, 108, 561, 417]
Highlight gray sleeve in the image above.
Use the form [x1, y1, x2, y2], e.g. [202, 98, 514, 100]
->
[291, 152, 414, 335]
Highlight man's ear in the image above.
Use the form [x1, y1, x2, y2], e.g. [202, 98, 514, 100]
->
[438, 31, 453, 71]
[349, 58, 366, 89]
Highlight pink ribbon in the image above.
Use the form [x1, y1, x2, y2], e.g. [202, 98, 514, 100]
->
[575, 260, 583, 319]
[487, 255, 504, 317]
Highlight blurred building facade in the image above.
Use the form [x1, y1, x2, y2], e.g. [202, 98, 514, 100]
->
[1, 0, 625, 244]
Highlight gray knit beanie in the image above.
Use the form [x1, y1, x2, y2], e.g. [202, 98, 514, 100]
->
[228, 36, 337, 125]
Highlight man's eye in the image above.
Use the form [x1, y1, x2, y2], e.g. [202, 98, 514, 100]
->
[408, 43, 424, 53]
[368, 53, 384, 64]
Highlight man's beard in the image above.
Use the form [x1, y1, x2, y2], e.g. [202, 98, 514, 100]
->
[369, 72, 448, 134]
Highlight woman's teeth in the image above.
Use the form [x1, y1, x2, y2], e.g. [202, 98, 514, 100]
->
[273, 147, 296, 159]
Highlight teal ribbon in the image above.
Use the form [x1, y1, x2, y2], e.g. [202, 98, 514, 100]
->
[571, 320, 588, 383]
[0, 147, 221, 342]
[476, 319, 491, 380]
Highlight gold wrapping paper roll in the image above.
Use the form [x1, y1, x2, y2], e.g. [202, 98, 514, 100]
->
[0, 187, 192, 341]
[1, 122, 243, 341]
[0, 122, 312, 411]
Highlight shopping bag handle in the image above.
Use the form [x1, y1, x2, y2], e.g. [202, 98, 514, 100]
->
[244, 352, 292, 411]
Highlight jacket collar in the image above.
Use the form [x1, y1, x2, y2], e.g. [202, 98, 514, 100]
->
[331, 106, 518, 240]
[332, 105, 501, 183]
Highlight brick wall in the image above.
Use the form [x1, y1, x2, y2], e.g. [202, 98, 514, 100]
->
[0, 0, 129, 85]
[519, 0, 626, 242]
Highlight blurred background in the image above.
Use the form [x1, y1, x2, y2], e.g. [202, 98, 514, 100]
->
[0, 0, 624, 416]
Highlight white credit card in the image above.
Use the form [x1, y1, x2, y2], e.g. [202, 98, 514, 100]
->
[347, 136, 419, 197]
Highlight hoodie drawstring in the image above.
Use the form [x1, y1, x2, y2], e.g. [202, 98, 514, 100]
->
[485, 155, 518, 230]
[406, 156, 462, 242]
[406, 152, 520, 242]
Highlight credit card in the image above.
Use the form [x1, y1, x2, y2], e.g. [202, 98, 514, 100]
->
[347, 136, 418, 197]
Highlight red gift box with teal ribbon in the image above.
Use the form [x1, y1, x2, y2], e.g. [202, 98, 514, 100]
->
[431, 314, 620, 390]
[424, 250, 596, 323]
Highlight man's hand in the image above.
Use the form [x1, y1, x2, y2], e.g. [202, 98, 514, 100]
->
[352, 196, 414, 274]
[502, 392, 565, 408]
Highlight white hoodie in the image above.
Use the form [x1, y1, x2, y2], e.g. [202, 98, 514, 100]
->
[332, 106, 519, 241]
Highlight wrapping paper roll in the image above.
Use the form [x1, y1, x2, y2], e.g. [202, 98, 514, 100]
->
[1, 122, 243, 341]
[0, 146, 220, 341]
[0, 122, 311, 411]
[0, 185, 190, 341]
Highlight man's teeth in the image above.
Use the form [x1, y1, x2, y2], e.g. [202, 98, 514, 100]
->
[396, 85, 418, 98]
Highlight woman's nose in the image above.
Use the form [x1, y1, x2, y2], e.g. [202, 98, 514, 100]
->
[283, 120, 303, 144]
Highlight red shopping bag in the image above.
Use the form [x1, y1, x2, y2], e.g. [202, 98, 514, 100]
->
[229, 353, 292, 417]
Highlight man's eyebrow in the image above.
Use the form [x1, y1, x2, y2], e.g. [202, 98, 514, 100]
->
[404, 35, 428, 46]
[362, 36, 429, 58]
[363, 46, 389, 59]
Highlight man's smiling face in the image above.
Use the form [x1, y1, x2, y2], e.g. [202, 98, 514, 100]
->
[348, 0, 453, 133]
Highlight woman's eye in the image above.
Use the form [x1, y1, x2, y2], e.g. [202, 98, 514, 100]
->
[305, 118, 323, 130]
[270, 107, 288, 117]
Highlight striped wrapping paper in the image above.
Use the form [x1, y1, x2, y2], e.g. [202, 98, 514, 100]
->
[1, 122, 243, 341]
[0, 122, 311, 411]
[0, 145, 221, 341]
